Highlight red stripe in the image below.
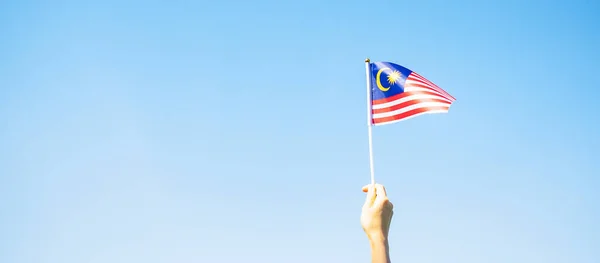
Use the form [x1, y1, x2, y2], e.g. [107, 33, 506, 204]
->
[408, 76, 454, 100]
[372, 106, 450, 124]
[404, 82, 454, 101]
[409, 73, 456, 101]
[411, 73, 441, 89]
[372, 90, 447, 105]
[372, 98, 451, 114]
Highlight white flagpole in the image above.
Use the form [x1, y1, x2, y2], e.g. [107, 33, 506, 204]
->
[365, 58, 375, 185]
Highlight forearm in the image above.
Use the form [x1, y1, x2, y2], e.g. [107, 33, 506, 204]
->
[369, 236, 391, 263]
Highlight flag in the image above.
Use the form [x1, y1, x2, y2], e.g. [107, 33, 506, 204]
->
[369, 62, 456, 126]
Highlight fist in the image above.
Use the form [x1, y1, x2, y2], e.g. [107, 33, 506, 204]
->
[361, 184, 394, 241]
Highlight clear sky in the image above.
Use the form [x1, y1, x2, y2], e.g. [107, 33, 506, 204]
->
[1, 1, 598, 262]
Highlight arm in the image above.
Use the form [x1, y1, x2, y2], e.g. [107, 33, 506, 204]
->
[361, 184, 394, 263]
[369, 235, 391, 263]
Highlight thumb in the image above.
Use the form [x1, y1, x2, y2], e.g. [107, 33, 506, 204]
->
[362, 184, 376, 208]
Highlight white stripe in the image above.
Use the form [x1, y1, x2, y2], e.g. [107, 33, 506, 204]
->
[410, 74, 436, 86]
[409, 74, 446, 90]
[372, 101, 451, 118]
[403, 85, 450, 98]
[411, 74, 440, 89]
[373, 110, 449, 126]
[372, 92, 453, 110]
[405, 79, 439, 89]
[407, 76, 454, 100]
[405, 79, 454, 100]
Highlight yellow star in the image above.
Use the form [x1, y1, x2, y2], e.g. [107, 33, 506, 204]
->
[387, 70, 402, 85]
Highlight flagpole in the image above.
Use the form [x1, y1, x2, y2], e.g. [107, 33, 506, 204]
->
[365, 58, 375, 185]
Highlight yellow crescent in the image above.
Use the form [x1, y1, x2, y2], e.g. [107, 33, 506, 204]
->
[376, 67, 391, 92]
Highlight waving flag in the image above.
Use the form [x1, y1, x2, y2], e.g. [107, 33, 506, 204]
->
[369, 62, 456, 126]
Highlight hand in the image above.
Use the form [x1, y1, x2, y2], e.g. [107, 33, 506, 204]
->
[361, 184, 394, 242]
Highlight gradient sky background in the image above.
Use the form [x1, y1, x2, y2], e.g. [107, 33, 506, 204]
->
[1, 1, 599, 263]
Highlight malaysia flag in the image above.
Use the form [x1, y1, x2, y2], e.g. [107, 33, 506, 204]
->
[369, 62, 456, 126]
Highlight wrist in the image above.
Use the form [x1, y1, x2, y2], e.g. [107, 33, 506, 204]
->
[368, 234, 390, 263]
[367, 232, 388, 244]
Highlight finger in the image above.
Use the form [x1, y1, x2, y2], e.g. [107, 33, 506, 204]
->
[362, 185, 369, 193]
[384, 200, 394, 214]
[374, 184, 388, 198]
[362, 184, 376, 207]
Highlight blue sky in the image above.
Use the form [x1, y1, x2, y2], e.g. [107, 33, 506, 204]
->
[1, 0, 598, 262]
